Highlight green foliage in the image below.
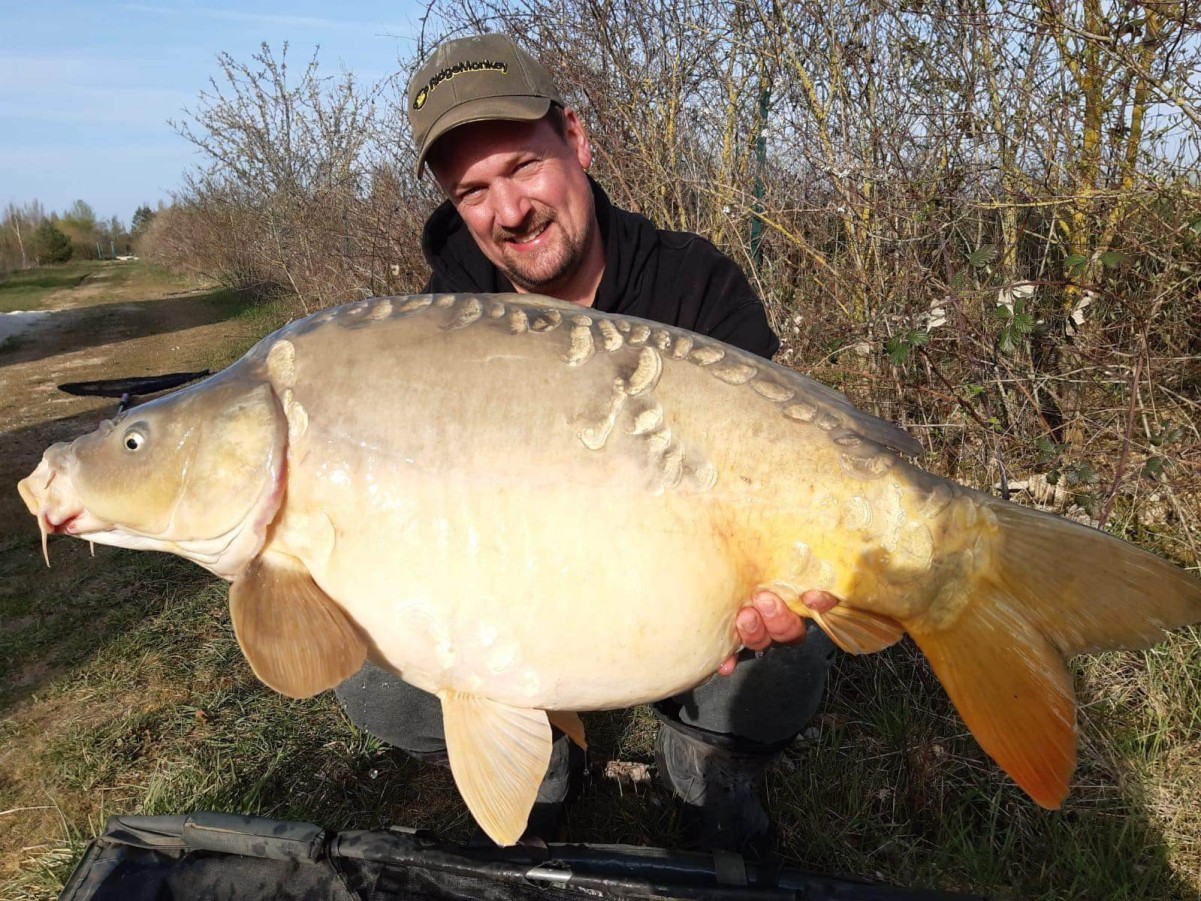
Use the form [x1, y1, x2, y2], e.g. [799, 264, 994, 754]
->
[131, 205, 157, 236]
[1036, 436, 1066, 466]
[885, 328, 929, 365]
[1045, 459, 1101, 513]
[33, 220, 72, 264]
[1034, 437, 1103, 512]
[61, 199, 97, 231]
[966, 243, 998, 268]
[1064, 253, 1089, 277]
[1144, 421, 1184, 481]
[993, 296, 1036, 355]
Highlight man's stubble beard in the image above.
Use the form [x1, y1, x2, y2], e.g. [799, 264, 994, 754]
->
[494, 201, 598, 295]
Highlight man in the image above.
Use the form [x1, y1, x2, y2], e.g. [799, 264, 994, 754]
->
[335, 33, 839, 855]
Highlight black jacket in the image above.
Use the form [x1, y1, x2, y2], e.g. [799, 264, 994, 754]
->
[420, 178, 780, 360]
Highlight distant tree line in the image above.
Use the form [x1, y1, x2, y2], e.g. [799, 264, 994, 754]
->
[0, 200, 162, 271]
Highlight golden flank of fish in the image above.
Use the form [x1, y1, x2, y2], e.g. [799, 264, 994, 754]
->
[18, 293, 1201, 845]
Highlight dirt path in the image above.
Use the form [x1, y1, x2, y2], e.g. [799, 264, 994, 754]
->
[0, 263, 266, 534]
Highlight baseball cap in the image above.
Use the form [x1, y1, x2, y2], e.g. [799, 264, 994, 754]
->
[408, 33, 565, 176]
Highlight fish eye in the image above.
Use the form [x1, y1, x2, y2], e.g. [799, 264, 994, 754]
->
[123, 428, 147, 452]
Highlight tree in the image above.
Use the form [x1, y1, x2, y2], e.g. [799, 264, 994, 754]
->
[4, 202, 29, 269]
[62, 200, 97, 232]
[34, 220, 72, 264]
[131, 205, 156, 236]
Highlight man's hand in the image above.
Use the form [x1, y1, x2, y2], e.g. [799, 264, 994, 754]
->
[716, 589, 839, 676]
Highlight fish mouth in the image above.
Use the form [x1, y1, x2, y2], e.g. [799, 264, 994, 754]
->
[19, 457, 106, 565]
[47, 509, 88, 534]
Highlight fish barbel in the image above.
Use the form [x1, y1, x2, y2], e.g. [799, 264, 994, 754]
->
[17, 293, 1201, 845]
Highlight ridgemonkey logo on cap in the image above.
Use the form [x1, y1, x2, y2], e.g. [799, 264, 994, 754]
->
[407, 33, 564, 176]
[412, 59, 509, 111]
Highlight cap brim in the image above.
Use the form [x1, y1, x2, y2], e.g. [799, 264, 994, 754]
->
[415, 95, 553, 177]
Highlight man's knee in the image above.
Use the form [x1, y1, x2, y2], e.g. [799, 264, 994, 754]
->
[334, 660, 447, 758]
[657, 626, 836, 746]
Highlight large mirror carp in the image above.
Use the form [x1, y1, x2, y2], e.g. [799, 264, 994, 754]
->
[19, 293, 1201, 845]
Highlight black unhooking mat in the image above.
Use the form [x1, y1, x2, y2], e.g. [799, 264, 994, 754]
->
[59, 812, 986, 901]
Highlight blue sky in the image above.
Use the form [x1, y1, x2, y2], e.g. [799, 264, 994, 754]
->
[0, 1, 426, 226]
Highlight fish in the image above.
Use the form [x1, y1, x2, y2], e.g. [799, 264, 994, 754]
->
[17, 292, 1201, 845]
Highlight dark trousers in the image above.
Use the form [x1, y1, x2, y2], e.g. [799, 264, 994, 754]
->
[334, 628, 835, 756]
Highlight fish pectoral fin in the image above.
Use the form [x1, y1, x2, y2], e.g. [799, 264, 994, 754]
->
[229, 551, 367, 699]
[812, 606, 905, 655]
[440, 692, 553, 846]
[547, 710, 588, 750]
[908, 589, 1076, 809]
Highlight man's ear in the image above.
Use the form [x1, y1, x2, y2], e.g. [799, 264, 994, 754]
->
[563, 108, 592, 171]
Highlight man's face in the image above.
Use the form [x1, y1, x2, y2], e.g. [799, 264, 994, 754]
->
[430, 111, 598, 295]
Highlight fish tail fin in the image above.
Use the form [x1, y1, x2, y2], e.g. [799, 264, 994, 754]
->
[907, 496, 1201, 808]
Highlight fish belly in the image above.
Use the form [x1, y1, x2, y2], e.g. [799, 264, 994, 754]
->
[264, 316, 765, 710]
[296, 480, 746, 710]
[256, 294, 938, 710]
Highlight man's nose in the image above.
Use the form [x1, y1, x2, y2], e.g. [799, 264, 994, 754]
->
[489, 180, 534, 230]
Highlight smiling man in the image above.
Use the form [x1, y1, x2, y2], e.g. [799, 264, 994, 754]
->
[423, 109, 604, 305]
[334, 33, 838, 856]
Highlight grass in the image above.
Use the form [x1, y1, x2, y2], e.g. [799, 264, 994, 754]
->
[0, 259, 221, 314]
[0, 535, 465, 897]
[203, 292, 303, 369]
[0, 263, 94, 312]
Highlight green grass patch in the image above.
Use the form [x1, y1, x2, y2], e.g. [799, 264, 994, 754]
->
[764, 641, 1201, 898]
[0, 260, 219, 314]
[199, 293, 304, 371]
[0, 262, 95, 312]
[0, 545, 466, 897]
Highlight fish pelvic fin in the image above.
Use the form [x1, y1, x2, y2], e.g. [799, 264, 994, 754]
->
[812, 606, 904, 655]
[909, 494, 1201, 808]
[440, 692, 552, 846]
[548, 710, 588, 750]
[229, 551, 367, 698]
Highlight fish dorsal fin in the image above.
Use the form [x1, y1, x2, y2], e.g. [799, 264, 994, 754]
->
[229, 551, 367, 698]
[782, 369, 924, 458]
[812, 606, 906, 655]
[547, 710, 588, 750]
[440, 692, 553, 846]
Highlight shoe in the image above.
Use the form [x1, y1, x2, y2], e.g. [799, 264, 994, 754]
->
[524, 731, 585, 842]
[655, 721, 777, 857]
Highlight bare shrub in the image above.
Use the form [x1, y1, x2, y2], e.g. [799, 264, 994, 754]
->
[146, 43, 436, 309]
